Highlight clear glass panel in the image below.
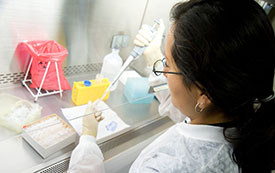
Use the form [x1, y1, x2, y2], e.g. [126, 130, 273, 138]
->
[0, 0, 180, 171]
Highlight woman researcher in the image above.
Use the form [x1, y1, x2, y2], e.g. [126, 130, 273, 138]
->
[69, 0, 275, 172]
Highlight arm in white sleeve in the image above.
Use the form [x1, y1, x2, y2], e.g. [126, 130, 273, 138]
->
[148, 71, 186, 123]
[68, 135, 105, 173]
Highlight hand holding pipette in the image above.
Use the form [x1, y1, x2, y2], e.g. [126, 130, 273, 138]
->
[82, 101, 103, 137]
[94, 19, 162, 107]
[134, 19, 165, 67]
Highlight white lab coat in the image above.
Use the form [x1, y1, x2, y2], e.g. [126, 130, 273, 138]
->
[68, 135, 104, 173]
[129, 123, 238, 173]
[68, 75, 238, 173]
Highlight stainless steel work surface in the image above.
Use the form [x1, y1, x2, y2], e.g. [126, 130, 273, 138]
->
[0, 72, 173, 172]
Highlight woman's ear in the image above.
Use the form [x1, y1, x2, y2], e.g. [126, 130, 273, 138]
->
[197, 94, 211, 110]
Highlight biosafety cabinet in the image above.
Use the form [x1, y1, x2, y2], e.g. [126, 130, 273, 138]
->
[0, 0, 178, 172]
[0, 0, 274, 172]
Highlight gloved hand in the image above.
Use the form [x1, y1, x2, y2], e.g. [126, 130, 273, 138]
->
[82, 101, 103, 137]
[134, 19, 165, 67]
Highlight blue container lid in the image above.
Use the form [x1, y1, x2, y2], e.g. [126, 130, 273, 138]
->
[84, 80, 91, 86]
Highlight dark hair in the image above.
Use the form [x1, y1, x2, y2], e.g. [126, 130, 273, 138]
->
[170, 0, 275, 172]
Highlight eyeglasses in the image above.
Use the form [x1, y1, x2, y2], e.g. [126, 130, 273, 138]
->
[152, 58, 182, 76]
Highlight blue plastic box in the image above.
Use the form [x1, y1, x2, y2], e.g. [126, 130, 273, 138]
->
[123, 77, 154, 104]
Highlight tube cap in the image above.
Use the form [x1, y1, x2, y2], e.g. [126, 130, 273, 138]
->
[84, 80, 91, 87]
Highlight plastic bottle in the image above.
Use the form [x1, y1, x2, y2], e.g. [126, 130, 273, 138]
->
[100, 49, 123, 91]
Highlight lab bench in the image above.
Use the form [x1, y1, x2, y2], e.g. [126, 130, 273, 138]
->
[0, 72, 174, 173]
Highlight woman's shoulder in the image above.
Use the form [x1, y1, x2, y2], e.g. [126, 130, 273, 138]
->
[131, 123, 238, 172]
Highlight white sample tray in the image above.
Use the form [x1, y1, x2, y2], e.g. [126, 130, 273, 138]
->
[22, 114, 76, 158]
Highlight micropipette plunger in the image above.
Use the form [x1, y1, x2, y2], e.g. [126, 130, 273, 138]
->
[96, 19, 161, 106]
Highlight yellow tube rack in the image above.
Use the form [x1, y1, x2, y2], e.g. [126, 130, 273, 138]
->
[72, 78, 110, 105]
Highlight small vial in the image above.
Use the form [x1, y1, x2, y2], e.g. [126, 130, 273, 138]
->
[95, 74, 104, 84]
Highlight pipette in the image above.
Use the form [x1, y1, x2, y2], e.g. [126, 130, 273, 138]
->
[95, 19, 161, 107]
